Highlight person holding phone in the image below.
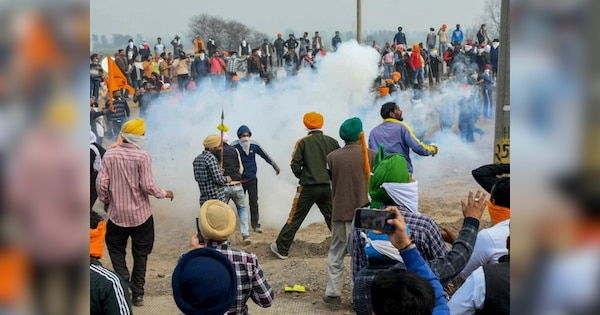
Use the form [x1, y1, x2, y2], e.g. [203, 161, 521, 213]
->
[350, 153, 448, 283]
[370, 207, 450, 315]
[353, 191, 487, 315]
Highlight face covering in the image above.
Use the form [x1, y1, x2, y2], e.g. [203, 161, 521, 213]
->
[121, 133, 146, 149]
[257, 51, 262, 57]
[199, 53, 205, 60]
[484, 69, 491, 74]
[492, 42, 499, 49]
[242, 40, 247, 45]
[129, 42, 133, 48]
[239, 137, 251, 155]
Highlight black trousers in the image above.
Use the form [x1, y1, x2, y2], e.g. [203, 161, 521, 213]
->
[91, 173, 98, 209]
[276, 52, 284, 67]
[275, 184, 333, 255]
[105, 216, 154, 297]
[33, 259, 85, 315]
[242, 178, 260, 229]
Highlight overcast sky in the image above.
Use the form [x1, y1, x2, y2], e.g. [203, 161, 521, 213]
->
[91, 0, 486, 40]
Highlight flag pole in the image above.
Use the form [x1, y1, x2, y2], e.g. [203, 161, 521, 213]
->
[220, 109, 225, 168]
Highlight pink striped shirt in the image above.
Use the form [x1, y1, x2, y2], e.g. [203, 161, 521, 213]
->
[96, 143, 167, 227]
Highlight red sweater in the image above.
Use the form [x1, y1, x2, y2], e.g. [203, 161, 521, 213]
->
[209, 57, 225, 75]
[409, 51, 423, 69]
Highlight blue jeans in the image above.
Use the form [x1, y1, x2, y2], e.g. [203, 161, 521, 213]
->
[90, 78, 100, 102]
[223, 183, 249, 237]
[384, 63, 393, 79]
[482, 88, 494, 118]
[414, 68, 424, 85]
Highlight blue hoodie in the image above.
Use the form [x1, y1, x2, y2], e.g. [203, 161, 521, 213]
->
[230, 125, 279, 180]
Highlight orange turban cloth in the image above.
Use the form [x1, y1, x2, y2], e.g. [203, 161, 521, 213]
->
[303, 112, 324, 129]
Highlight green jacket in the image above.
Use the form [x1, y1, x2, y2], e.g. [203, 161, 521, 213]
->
[90, 258, 132, 315]
[291, 130, 340, 185]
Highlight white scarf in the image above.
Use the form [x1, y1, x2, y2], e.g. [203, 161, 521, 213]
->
[368, 238, 404, 262]
[363, 231, 404, 263]
[239, 137, 251, 155]
[90, 131, 102, 172]
[121, 132, 146, 149]
[381, 181, 419, 214]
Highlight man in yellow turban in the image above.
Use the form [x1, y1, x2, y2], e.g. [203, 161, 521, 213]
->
[109, 117, 146, 149]
[96, 117, 174, 307]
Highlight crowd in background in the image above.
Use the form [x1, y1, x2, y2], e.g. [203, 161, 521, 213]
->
[90, 20, 508, 315]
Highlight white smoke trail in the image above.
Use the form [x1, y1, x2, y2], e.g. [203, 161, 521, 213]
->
[144, 40, 491, 229]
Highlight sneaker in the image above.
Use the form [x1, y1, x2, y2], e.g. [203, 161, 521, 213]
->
[243, 236, 252, 245]
[322, 295, 341, 305]
[254, 227, 263, 233]
[270, 243, 288, 259]
[132, 295, 144, 307]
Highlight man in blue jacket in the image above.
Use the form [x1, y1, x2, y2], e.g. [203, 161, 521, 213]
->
[231, 125, 280, 233]
[452, 24, 464, 45]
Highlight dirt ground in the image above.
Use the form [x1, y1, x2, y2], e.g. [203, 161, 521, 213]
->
[95, 100, 496, 314]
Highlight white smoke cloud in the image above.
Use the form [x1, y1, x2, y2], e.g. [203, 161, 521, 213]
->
[144, 40, 491, 230]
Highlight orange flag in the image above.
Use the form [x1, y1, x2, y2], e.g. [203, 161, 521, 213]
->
[106, 56, 135, 111]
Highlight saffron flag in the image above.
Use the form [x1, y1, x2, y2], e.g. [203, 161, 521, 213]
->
[106, 56, 134, 111]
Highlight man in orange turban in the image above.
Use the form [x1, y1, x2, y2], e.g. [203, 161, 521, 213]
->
[270, 112, 340, 259]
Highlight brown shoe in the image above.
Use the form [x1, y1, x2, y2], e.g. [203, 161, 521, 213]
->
[243, 236, 252, 245]
[322, 295, 341, 305]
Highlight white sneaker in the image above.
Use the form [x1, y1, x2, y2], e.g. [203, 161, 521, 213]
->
[270, 243, 288, 259]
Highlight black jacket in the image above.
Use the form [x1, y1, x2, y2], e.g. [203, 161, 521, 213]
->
[90, 258, 132, 315]
[274, 38, 285, 52]
[214, 144, 242, 181]
[124, 45, 138, 64]
[192, 57, 210, 78]
[207, 41, 218, 56]
[284, 38, 299, 50]
[393, 31, 407, 46]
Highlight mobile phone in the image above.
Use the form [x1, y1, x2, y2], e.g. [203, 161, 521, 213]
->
[353, 208, 396, 232]
[195, 217, 205, 244]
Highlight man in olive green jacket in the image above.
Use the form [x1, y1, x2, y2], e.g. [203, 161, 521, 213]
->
[270, 112, 340, 259]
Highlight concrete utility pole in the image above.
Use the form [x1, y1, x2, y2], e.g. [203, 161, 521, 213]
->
[357, 0, 362, 44]
[494, 0, 510, 164]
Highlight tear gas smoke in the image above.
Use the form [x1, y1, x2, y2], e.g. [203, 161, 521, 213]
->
[142, 40, 491, 229]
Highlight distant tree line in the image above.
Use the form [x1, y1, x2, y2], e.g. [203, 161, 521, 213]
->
[187, 14, 268, 53]
[91, 1, 500, 53]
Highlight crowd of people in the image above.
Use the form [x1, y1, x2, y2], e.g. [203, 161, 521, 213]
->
[90, 23, 508, 315]
[90, 24, 500, 147]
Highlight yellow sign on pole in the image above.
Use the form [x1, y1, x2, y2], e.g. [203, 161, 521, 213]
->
[494, 138, 510, 164]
